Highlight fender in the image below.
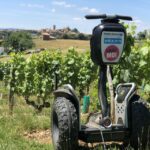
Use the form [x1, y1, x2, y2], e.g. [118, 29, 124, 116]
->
[127, 94, 140, 129]
[54, 84, 80, 129]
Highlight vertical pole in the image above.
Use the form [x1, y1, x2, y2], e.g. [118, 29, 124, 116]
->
[9, 65, 15, 115]
[107, 65, 115, 123]
[98, 65, 109, 118]
[9, 88, 14, 115]
[54, 64, 59, 90]
[55, 73, 58, 90]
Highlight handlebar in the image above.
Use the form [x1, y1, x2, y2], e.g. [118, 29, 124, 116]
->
[85, 14, 132, 21]
[85, 14, 107, 19]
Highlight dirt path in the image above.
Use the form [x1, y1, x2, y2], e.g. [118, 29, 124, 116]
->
[23, 130, 90, 149]
[23, 129, 123, 149]
[24, 129, 52, 144]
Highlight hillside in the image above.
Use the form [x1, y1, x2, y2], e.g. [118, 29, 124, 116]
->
[41, 27, 91, 40]
[33, 39, 90, 52]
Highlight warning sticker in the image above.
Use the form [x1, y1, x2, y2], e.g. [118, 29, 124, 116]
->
[104, 45, 119, 61]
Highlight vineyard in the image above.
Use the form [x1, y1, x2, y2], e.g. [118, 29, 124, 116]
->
[0, 38, 150, 114]
[0, 48, 97, 113]
[1, 0, 150, 148]
[0, 37, 149, 149]
[0, 22, 150, 150]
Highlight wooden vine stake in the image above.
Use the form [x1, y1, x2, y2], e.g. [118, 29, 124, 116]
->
[9, 87, 14, 115]
[8, 66, 15, 115]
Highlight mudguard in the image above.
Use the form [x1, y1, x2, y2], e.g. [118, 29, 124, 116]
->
[54, 84, 80, 129]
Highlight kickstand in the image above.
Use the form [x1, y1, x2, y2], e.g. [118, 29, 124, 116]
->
[100, 129, 107, 150]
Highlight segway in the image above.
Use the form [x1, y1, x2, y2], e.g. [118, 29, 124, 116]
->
[51, 14, 150, 150]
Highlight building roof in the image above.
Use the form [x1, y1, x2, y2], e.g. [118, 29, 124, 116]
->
[42, 33, 50, 36]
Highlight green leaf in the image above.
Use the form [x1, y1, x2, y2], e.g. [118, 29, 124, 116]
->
[68, 59, 75, 65]
[144, 84, 150, 92]
[139, 60, 147, 67]
[140, 46, 149, 56]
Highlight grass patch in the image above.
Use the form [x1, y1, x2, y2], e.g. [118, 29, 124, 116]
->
[0, 94, 53, 150]
[0, 39, 90, 62]
[33, 39, 89, 53]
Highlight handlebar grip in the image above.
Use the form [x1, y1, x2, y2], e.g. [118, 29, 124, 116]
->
[116, 15, 133, 21]
[85, 14, 106, 19]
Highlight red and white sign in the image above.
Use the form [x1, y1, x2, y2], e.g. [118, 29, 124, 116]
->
[104, 45, 119, 61]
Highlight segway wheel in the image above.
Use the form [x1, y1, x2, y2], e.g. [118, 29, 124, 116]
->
[51, 97, 78, 150]
[130, 99, 150, 149]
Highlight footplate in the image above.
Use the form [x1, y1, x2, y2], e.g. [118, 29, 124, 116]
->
[79, 125, 129, 143]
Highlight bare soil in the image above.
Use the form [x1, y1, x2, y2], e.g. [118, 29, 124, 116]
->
[24, 130, 123, 150]
[24, 129, 52, 144]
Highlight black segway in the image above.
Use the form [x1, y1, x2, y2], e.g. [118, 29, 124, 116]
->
[51, 14, 150, 150]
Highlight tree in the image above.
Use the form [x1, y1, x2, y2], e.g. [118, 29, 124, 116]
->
[72, 28, 79, 33]
[78, 33, 86, 40]
[3, 31, 34, 52]
[62, 33, 69, 39]
[137, 31, 146, 40]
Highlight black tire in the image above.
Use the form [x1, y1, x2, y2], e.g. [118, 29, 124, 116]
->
[51, 97, 78, 150]
[130, 99, 150, 149]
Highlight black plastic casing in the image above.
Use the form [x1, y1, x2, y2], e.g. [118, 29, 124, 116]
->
[90, 20, 126, 66]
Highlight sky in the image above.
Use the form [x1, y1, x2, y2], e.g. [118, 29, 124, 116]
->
[0, 0, 150, 33]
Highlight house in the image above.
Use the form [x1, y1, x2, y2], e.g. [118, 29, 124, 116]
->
[43, 33, 50, 40]
[42, 33, 56, 40]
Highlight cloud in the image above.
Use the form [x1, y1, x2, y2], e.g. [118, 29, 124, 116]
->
[52, 1, 65, 6]
[20, 3, 45, 9]
[80, 7, 99, 14]
[51, 8, 56, 13]
[89, 8, 99, 14]
[133, 19, 142, 24]
[73, 17, 82, 21]
[131, 17, 143, 28]
[52, 1, 75, 8]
